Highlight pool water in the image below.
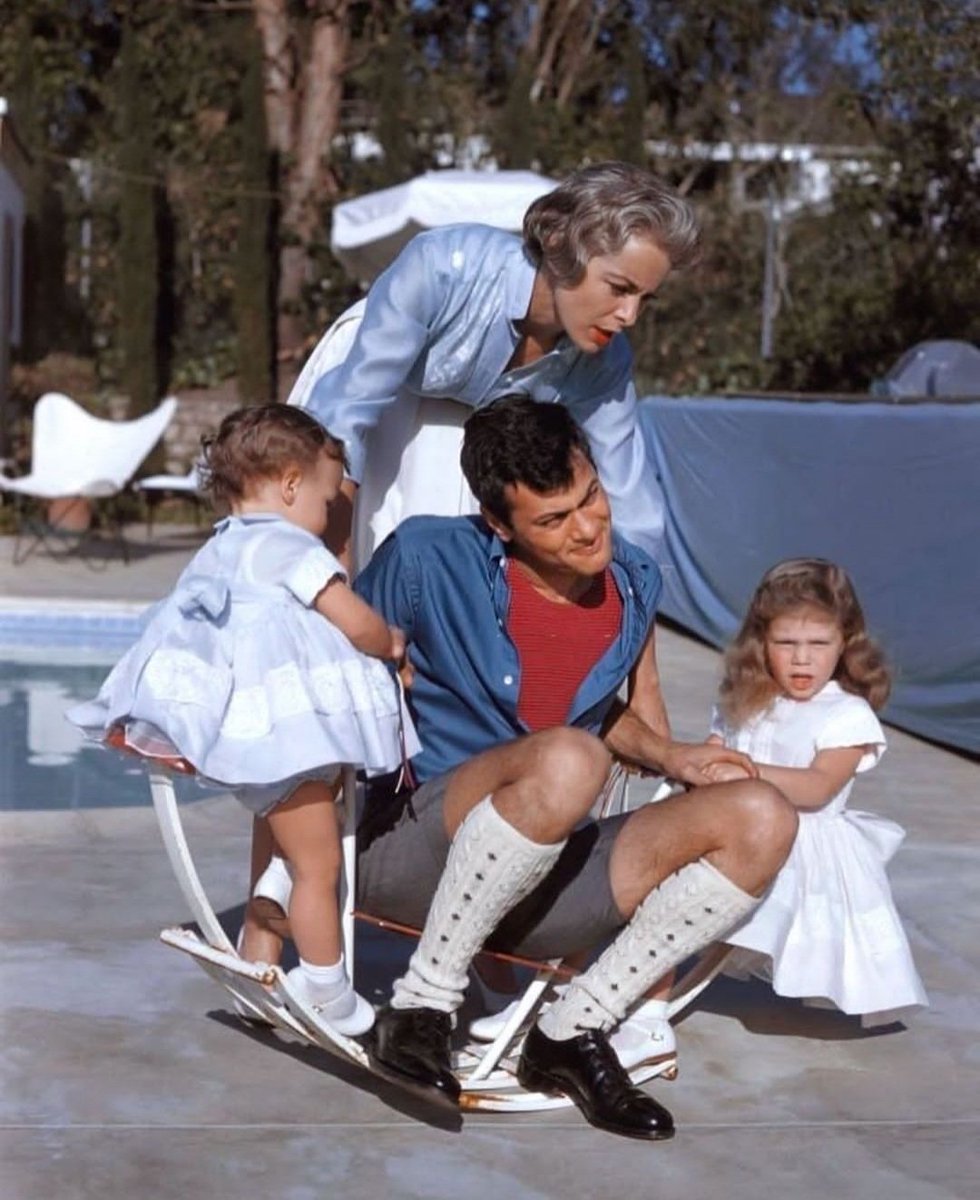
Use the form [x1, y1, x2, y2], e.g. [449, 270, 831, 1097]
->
[0, 656, 173, 811]
[0, 606, 200, 811]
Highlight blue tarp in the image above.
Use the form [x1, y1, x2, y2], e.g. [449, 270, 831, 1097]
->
[640, 395, 980, 756]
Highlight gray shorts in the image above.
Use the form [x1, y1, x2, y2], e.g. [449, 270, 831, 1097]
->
[356, 770, 629, 960]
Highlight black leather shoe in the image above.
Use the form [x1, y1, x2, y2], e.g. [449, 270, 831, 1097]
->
[367, 1006, 460, 1109]
[518, 1024, 675, 1140]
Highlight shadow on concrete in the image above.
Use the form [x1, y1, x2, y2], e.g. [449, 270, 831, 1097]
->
[676, 975, 908, 1041]
[205, 1009, 464, 1133]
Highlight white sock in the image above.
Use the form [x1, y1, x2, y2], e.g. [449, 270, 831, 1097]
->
[538, 859, 757, 1041]
[297, 955, 349, 1005]
[392, 797, 565, 1014]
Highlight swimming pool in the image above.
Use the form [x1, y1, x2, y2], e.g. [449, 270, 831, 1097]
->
[0, 601, 196, 811]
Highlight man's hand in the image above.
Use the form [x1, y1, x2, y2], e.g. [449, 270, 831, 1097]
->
[660, 741, 759, 788]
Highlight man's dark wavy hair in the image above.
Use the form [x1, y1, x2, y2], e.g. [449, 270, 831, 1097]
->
[460, 395, 595, 526]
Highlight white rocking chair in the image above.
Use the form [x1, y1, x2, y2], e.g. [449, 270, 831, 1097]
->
[145, 753, 733, 1113]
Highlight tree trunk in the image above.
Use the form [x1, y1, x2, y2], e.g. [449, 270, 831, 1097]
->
[253, 0, 349, 358]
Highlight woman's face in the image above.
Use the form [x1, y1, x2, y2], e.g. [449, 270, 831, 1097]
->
[551, 236, 673, 353]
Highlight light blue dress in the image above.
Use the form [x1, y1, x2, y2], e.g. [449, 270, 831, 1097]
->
[68, 515, 417, 812]
[303, 224, 666, 559]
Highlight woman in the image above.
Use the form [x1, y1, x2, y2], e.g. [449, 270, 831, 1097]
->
[289, 161, 701, 567]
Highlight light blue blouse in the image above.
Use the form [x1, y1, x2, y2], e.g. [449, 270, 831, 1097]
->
[307, 223, 665, 556]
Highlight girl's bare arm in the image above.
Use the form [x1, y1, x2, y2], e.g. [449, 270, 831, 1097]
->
[314, 577, 401, 660]
[704, 743, 868, 809]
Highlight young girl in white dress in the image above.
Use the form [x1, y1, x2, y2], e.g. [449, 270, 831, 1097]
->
[706, 558, 927, 1024]
[70, 404, 419, 1038]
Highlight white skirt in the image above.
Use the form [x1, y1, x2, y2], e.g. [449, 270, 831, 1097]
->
[724, 807, 928, 1019]
[287, 301, 479, 571]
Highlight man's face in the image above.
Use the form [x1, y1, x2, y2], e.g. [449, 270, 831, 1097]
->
[490, 451, 613, 586]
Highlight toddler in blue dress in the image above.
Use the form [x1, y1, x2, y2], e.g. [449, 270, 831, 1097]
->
[70, 404, 419, 1037]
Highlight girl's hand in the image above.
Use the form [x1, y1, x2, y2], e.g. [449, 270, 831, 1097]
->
[388, 625, 406, 662]
[702, 759, 754, 784]
[661, 741, 759, 788]
[389, 626, 415, 689]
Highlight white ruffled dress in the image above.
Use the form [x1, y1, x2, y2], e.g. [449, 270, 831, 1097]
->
[69, 515, 418, 807]
[711, 682, 928, 1021]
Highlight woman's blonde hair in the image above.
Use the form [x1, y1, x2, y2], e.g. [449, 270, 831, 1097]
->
[523, 161, 701, 286]
[718, 558, 891, 725]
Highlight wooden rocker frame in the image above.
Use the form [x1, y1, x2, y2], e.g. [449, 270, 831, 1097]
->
[148, 760, 733, 1113]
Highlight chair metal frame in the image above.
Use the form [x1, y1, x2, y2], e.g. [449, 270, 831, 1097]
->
[134, 463, 206, 536]
[147, 760, 732, 1112]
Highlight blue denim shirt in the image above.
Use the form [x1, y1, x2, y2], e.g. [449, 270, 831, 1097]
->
[355, 514, 662, 783]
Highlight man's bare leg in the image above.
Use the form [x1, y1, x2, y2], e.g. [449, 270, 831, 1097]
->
[519, 779, 796, 1134]
[368, 727, 611, 1105]
[607, 778, 797, 914]
[441, 724, 612, 842]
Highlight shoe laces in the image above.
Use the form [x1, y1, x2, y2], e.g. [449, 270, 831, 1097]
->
[403, 1007, 452, 1049]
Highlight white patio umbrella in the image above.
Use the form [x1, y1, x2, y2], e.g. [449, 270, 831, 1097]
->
[330, 168, 557, 284]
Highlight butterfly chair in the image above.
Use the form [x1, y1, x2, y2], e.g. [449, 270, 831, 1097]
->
[143, 749, 732, 1112]
[134, 462, 205, 536]
[0, 392, 178, 568]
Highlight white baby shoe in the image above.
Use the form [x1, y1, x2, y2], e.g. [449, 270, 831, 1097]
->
[608, 998, 676, 1069]
[470, 990, 676, 1070]
[285, 966, 375, 1037]
[252, 855, 293, 918]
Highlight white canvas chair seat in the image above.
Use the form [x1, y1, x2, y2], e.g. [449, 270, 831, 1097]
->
[136, 464, 202, 495]
[0, 392, 178, 565]
[145, 751, 732, 1113]
[134, 463, 205, 534]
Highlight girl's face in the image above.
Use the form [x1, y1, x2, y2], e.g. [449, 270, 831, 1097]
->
[550, 235, 672, 352]
[764, 605, 844, 702]
[287, 449, 344, 537]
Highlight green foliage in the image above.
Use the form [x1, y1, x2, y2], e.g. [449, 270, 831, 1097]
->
[233, 17, 275, 405]
[494, 61, 538, 169]
[374, 20, 417, 185]
[2, 0, 977, 400]
[116, 10, 161, 426]
[614, 35, 649, 167]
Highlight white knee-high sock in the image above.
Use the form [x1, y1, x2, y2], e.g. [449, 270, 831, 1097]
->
[392, 797, 565, 1014]
[537, 858, 756, 1040]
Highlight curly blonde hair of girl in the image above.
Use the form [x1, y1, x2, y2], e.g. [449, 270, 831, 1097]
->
[718, 558, 892, 725]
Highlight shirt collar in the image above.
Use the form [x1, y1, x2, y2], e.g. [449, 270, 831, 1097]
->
[503, 240, 540, 322]
[212, 512, 290, 533]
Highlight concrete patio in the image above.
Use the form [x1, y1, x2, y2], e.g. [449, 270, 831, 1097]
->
[0, 529, 977, 1199]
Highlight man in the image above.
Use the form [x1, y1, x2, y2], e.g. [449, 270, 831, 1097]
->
[354, 395, 797, 1140]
